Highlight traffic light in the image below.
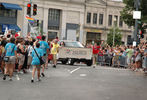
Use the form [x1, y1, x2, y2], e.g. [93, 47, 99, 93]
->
[27, 3, 31, 15]
[140, 29, 145, 38]
[33, 4, 37, 16]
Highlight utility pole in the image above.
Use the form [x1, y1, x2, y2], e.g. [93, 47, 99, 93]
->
[27, 0, 32, 34]
[133, 0, 140, 45]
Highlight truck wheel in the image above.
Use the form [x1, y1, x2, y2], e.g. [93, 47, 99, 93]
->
[61, 60, 68, 64]
[68, 59, 75, 65]
[86, 60, 92, 66]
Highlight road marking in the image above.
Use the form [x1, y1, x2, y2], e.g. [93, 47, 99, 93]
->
[70, 67, 81, 74]
[80, 74, 87, 77]
[16, 75, 20, 80]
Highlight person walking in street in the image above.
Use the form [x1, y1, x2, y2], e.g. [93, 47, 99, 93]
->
[27, 41, 33, 71]
[51, 39, 59, 68]
[17, 39, 26, 73]
[3, 38, 17, 81]
[92, 43, 100, 68]
[39, 36, 50, 77]
[31, 43, 43, 83]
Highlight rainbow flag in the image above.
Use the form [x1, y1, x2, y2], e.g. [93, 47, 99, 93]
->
[26, 16, 34, 23]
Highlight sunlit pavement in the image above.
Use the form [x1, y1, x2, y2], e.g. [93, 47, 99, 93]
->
[0, 64, 147, 100]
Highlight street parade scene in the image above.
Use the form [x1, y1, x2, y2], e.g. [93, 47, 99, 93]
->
[0, 0, 147, 100]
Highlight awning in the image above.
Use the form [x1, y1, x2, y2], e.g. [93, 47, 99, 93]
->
[1, 3, 22, 10]
[9, 24, 21, 31]
[1, 24, 21, 32]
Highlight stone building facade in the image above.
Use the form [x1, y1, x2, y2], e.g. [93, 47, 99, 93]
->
[1, 0, 144, 45]
[83, 0, 133, 45]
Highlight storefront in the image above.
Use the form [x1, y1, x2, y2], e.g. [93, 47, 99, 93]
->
[85, 28, 103, 44]
[0, 3, 22, 34]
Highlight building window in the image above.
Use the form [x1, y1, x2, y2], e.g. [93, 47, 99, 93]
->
[86, 32, 101, 43]
[114, 15, 118, 26]
[119, 16, 123, 27]
[48, 9, 60, 30]
[48, 31, 57, 41]
[87, 12, 91, 24]
[108, 15, 112, 26]
[99, 14, 103, 25]
[0, 7, 17, 18]
[93, 13, 97, 24]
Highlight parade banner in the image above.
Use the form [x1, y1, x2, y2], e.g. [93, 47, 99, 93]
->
[58, 47, 92, 60]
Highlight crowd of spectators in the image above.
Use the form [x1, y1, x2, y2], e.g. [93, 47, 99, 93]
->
[87, 41, 147, 73]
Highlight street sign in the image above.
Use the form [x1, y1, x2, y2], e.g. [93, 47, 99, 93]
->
[133, 41, 137, 46]
[133, 11, 141, 19]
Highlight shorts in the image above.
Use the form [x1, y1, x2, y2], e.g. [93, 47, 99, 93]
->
[5, 56, 16, 64]
[33, 65, 40, 69]
[52, 54, 57, 60]
[18, 54, 25, 66]
[127, 57, 131, 65]
[93, 54, 98, 59]
[42, 54, 47, 62]
[27, 56, 32, 66]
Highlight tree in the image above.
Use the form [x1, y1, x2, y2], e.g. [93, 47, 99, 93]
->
[107, 27, 122, 47]
[121, 0, 147, 27]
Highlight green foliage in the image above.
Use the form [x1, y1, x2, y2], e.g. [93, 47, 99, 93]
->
[121, 0, 147, 27]
[107, 27, 122, 47]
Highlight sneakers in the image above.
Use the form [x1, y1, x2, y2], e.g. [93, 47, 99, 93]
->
[37, 79, 41, 82]
[31, 79, 34, 83]
[93, 65, 96, 68]
[3, 75, 6, 80]
[9, 78, 12, 81]
[41, 73, 45, 77]
[3, 75, 13, 81]
[53, 65, 56, 68]
[31, 79, 41, 83]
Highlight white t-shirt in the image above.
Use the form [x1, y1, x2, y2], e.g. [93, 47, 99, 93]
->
[28, 45, 33, 56]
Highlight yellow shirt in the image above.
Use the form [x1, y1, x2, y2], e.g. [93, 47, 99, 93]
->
[51, 43, 59, 54]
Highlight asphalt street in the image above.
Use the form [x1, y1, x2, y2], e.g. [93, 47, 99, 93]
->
[0, 64, 147, 100]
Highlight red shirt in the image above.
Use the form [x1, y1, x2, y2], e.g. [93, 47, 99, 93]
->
[98, 50, 103, 56]
[93, 46, 100, 54]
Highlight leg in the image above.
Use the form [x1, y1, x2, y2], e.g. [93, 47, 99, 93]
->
[3, 63, 10, 80]
[41, 65, 45, 77]
[9, 64, 14, 80]
[37, 66, 41, 81]
[31, 66, 36, 82]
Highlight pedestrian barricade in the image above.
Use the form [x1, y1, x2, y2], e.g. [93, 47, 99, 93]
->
[97, 54, 112, 66]
[97, 54, 128, 68]
[142, 56, 147, 68]
[119, 56, 128, 68]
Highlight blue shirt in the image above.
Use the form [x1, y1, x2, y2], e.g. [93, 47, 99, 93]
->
[39, 41, 50, 55]
[5, 43, 17, 56]
[31, 48, 43, 65]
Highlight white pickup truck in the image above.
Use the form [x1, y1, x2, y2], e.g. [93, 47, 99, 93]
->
[58, 40, 93, 66]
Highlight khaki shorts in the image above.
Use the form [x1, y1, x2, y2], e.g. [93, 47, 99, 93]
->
[52, 54, 57, 60]
[33, 65, 40, 69]
[5, 56, 16, 64]
[27, 56, 32, 65]
[93, 54, 98, 59]
[18, 54, 25, 66]
[42, 55, 47, 62]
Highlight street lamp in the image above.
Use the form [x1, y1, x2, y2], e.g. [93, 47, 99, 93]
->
[113, 17, 117, 46]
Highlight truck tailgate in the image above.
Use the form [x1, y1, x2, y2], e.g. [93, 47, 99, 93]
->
[58, 47, 92, 59]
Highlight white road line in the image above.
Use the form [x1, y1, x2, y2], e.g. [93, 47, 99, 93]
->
[70, 67, 81, 74]
[80, 74, 87, 77]
[16, 75, 20, 80]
